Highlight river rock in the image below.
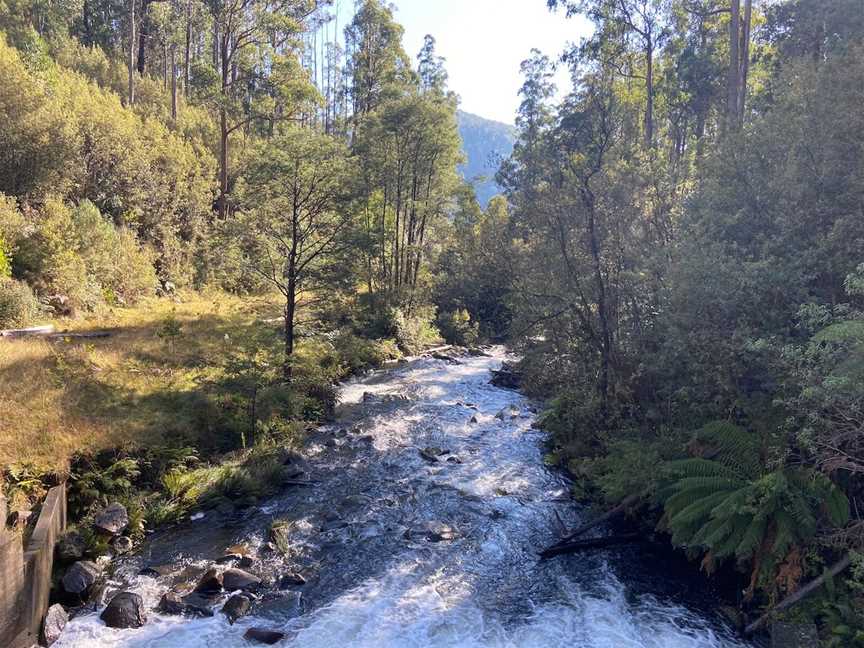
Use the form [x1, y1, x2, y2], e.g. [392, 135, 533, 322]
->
[490, 362, 522, 389]
[222, 568, 262, 591]
[100, 592, 147, 629]
[446, 456, 463, 464]
[94, 503, 129, 535]
[194, 567, 223, 593]
[158, 592, 216, 618]
[112, 536, 133, 555]
[57, 530, 87, 563]
[221, 594, 252, 624]
[244, 628, 286, 645]
[423, 521, 457, 542]
[215, 553, 243, 565]
[41, 603, 68, 646]
[419, 447, 448, 463]
[61, 561, 101, 602]
[278, 573, 307, 589]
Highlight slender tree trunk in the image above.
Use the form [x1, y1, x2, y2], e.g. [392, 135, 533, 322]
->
[644, 39, 654, 149]
[170, 44, 178, 122]
[218, 33, 230, 219]
[738, 0, 752, 123]
[184, 1, 191, 98]
[284, 286, 296, 383]
[137, 0, 149, 75]
[163, 42, 168, 90]
[584, 189, 611, 416]
[128, 0, 136, 105]
[727, 0, 741, 126]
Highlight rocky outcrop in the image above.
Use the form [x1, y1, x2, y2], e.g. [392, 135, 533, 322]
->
[100, 592, 146, 629]
[94, 503, 129, 536]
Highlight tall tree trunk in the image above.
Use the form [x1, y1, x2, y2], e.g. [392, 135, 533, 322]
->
[128, 0, 136, 106]
[137, 0, 149, 75]
[218, 33, 230, 219]
[644, 39, 654, 149]
[584, 188, 611, 417]
[184, 1, 191, 98]
[738, 0, 752, 123]
[163, 42, 168, 90]
[170, 44, 178, 122]
[727, 0, 741, 126]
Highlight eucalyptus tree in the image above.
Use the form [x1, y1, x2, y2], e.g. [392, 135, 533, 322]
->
[239, 128, 353, 382]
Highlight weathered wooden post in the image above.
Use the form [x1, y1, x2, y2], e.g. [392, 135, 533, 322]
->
[0, 488, 27, 646]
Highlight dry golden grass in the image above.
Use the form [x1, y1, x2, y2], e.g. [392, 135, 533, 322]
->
[0, 290, 283, 472]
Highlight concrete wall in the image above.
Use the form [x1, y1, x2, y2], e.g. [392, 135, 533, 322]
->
[0, 483, 67, 648]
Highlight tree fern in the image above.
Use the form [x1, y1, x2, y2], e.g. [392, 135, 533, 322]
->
[660, 420, 850, 594]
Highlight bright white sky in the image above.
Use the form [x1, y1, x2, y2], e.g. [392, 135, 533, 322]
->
[333, 1, 592, 125]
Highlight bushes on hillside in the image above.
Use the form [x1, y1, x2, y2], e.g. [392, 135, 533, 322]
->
[0, 36, 215, 288]
[0, 277, 41, 328]
[14, 198, 156, 311]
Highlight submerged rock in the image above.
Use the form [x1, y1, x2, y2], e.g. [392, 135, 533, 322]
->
[244, 627, 286, 644]
[221, 594, 252, 624]
[158, 592, 217, 618]
[419, 447, 448, 463]
[94, 502, 129, 535]
[100, 592, 146, 629]
[41, 603, 68, 646]
[278, 573, 306, 588]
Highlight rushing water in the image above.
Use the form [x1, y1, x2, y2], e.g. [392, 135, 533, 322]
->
[56, 349, 755, 648]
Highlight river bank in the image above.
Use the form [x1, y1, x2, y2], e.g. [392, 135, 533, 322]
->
[50, 348, 753, 647]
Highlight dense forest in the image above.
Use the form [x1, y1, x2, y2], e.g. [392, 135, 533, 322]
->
[1, 0, 863, 644]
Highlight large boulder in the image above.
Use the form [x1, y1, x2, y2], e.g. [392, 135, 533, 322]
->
[41, 604, 68, 646]
[158, 592, 216, 618]
[194, 567, 223, 593]
[221, 594, 252, 624]
[490, 363, 522, 390]
[94, 503, 129, 536]
[244, 628, 286, 645]
[100, 592, 147, 629]
[277, 573, 306, 589]
[222, 568, 262, 592]
[57, 530, 87, 563]
[61, 561, 101, 603]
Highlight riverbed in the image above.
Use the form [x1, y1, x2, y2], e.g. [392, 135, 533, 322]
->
[56, 349, 754, 648]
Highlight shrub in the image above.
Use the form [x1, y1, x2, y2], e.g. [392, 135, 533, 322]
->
[0, 277, 42, 327]
[437, 309, 479, 347]
[393, 305, 442, 355]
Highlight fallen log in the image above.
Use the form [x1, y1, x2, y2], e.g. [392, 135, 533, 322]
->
[539, 533, 642, 559]
[559, 494, 642, 542]
[744, 554, 851, 635]
[0, 324, 55, 338]
[47, 331, 112, 340]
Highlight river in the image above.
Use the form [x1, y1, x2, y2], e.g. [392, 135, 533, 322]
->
[56, 349, 754, 647]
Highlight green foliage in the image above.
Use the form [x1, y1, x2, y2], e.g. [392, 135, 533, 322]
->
[392, 305, 442, 355]
[68, 454, 141, 517]
[437, 309, 479, 347]
[0, 276, 41, 327]
[660, 422, 849, 595]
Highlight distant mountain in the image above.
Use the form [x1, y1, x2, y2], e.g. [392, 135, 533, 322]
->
[456, 111, 516, 208]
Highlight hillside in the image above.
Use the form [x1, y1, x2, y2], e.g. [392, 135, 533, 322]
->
[457, 110, 516, 207]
